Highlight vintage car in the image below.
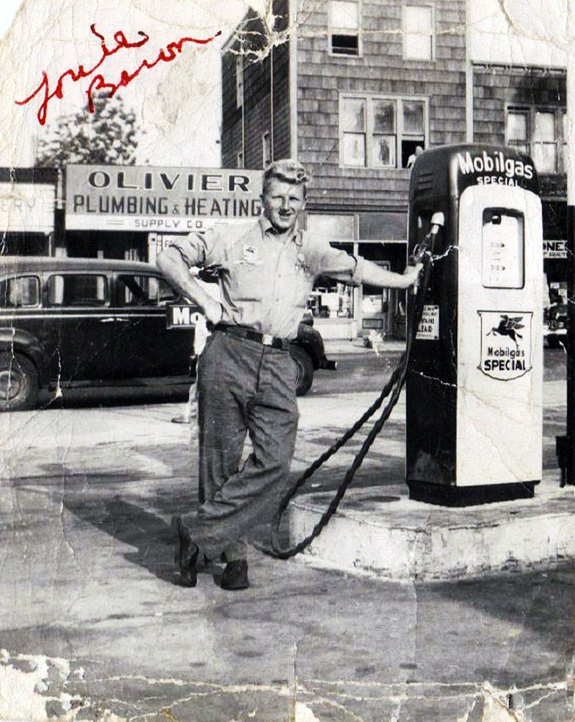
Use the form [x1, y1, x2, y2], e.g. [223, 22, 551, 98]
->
[0, 256, 334, 410]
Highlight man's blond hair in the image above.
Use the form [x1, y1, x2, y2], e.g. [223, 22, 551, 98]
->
[263, 159, 309, 197]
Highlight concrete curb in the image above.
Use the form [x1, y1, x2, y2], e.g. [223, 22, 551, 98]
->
[289, 484, 575, 581]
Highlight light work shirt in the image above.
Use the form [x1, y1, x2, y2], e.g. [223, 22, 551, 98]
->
[170, 217, 364, 340]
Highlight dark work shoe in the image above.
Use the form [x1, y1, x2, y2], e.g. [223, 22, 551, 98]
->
[220, 560, 250, 591]
[171, 516, 199, 587]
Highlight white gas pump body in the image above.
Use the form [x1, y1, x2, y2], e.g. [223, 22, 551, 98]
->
[406, 144, 544, 506]
[456, 185, 543, 486]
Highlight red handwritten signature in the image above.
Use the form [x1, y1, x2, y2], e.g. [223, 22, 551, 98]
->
[16, 24, 222, 125]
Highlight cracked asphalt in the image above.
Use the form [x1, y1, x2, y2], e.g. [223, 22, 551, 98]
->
[0, 347, 573, 721]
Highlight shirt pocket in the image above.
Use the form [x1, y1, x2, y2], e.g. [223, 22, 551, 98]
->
[229, 260, 265, 301]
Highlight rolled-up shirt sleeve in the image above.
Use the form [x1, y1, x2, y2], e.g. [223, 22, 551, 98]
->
[312, 239, 365, 286]
[168, 228, 223, 269]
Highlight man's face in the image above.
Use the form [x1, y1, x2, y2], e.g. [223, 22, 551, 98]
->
[262, 178, 306, 234]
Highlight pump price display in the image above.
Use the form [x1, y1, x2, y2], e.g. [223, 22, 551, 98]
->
[482, 209, 524, 288]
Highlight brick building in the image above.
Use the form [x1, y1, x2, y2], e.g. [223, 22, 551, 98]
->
[222, 0, 570, 338]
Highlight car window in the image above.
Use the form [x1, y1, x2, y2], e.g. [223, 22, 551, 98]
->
[0, 276, 40, 308]
[47, 274, 108, 307]
[117, 275, 179, 306]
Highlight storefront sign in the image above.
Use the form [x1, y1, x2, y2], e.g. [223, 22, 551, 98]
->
[416, 305, 440, 340]
[543, 240, 568, 259]
[66, 165, 263, 231]
[0, 182, 55, 233]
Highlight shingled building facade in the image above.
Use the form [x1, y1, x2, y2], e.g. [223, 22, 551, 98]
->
[221, 1, 567, 338]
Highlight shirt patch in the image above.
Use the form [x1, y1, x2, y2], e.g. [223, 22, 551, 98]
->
[241, 244, 262, 264]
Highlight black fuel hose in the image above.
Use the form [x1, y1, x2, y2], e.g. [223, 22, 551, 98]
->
[255, 245, 434, 560]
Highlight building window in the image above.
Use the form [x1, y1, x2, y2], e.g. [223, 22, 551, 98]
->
[533, 112, 557, 173]
[506, 107, 565, 174]
[340, 95, 427, 169]
[329, 1, 360, 56]
[403, 5, 434, 61]
[306, 214, 355, 319]
[262, 131, 272, 167]
[236, 56, 244, 108]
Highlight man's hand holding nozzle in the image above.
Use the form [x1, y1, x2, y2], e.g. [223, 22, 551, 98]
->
[402, 262, 424, 288]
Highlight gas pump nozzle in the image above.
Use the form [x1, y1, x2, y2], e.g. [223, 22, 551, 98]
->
[409, 211, 445, 266]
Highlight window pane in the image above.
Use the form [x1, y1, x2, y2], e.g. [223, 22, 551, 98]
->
[48, 275, 108, 306]
[118, 275, 177, 305]
[373, 136, 396, 167]
[330, 1, 359, 30]
[403, 100, 425, 133]
[158, 279, 178, 304]
[343, 133, 366, 166]
[507, 112, 528, 142]
[236, 57, 243, 108]
[404, 5, 433, 60]
[533, 143, 556, 173]
[373, 100, 396, 133]
[0, 276, 39, 308]
[332, 34, 359, 55]
[307, 214, 355, 241]
[403, 140, 424, 168]
[342, 98, 365, 132]
[534, 112, 556, 141]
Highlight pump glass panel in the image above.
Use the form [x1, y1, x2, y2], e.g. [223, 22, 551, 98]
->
[482, 209, 524, 288]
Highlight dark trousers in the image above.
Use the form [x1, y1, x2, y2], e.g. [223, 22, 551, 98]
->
[182, 330, 299, 561]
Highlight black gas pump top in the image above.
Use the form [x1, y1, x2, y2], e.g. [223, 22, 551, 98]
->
[409, 144, 539, 203]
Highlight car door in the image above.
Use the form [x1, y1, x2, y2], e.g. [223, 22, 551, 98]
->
[110, 272, 194, 379]
[43, 272, 119, 381]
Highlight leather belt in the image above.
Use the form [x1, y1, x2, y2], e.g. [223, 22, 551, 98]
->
[214, 324, 291, 351]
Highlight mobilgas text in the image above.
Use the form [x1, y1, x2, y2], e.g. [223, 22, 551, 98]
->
[457, 150, 534, 186]
[483, 346, 527, 373]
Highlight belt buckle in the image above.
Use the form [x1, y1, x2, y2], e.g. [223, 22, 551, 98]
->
[262, 333, 274, 346]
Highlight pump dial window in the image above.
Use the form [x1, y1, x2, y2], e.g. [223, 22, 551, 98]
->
[482, 209, 525, 289]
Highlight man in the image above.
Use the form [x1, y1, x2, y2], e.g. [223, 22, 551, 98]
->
[157, 159, 422, 591]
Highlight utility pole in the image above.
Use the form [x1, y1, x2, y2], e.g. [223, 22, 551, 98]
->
[563, 2, 575, 484]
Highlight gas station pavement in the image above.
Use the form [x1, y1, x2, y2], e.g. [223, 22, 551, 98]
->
[0, 359, 574, 721]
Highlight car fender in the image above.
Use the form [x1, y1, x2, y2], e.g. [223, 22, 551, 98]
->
[294, 324, 324, 369]
[0, 328, 45, 382]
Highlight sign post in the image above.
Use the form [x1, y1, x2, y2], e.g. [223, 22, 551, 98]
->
[561, 5, 575, 485]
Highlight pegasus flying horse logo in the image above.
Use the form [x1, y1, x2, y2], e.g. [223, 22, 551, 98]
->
[487, 315, 525, 347]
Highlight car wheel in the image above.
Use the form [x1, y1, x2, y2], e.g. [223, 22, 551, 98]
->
[0, 352, 39, 411]
[290, 345, 314, 396]
[547, 335, 561, 349]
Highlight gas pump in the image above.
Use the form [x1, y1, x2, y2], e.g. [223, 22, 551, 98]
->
[259, 143, 544, 560]
[406, 144, 543, 505]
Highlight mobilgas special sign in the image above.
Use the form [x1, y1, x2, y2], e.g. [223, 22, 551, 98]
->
[66, 165, 263, 232]
[478, 310, 533, 381]
[454, 148, 538, 195]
